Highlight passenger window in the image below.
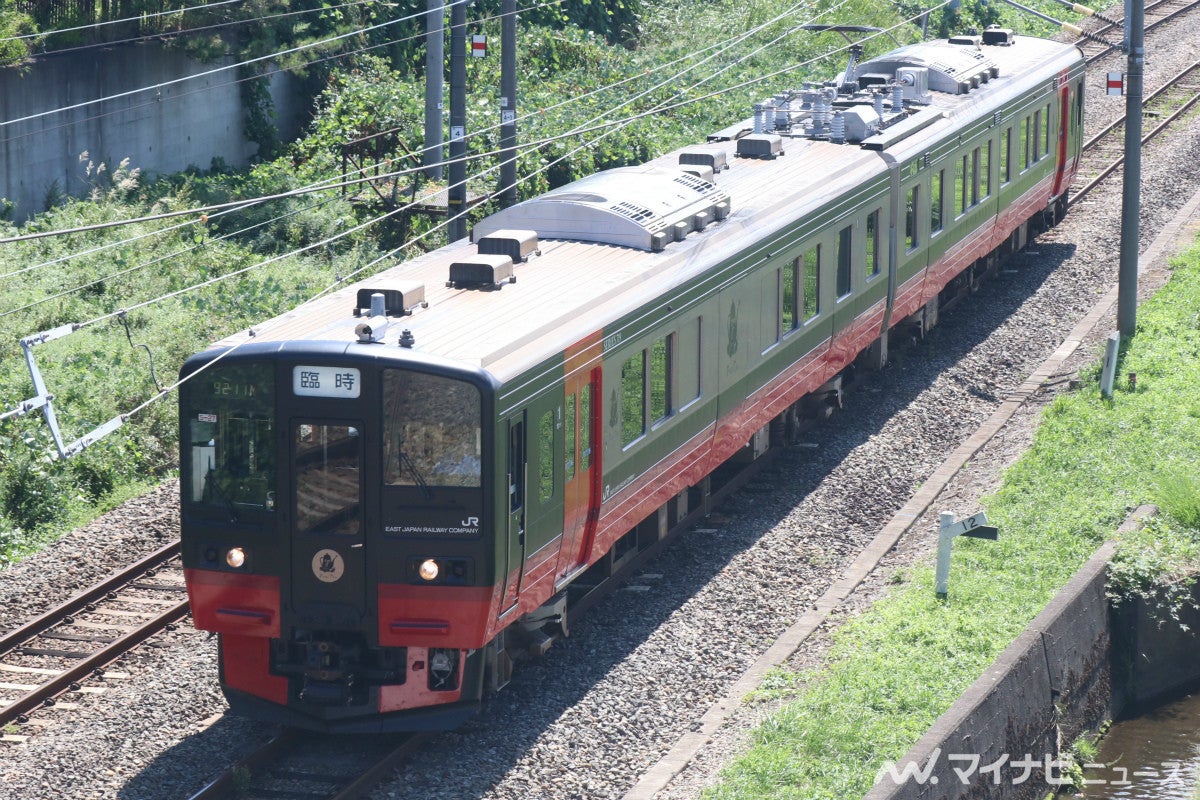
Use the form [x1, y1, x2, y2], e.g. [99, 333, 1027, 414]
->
[931, 170, 944, 234]
[981, 140, 991, 199]
[782, 262, 796, 333]
[970, 148, 980, 207]
[836, 225, 852, 297]
[580, 384, 593, 470]
[866, 208, 881, 277]
[565, 393, 576, 482]
[679, 318, 701, 406]
[621, 351, 645, 446]
[803, 247, 820, 321]
[1021, 117, 1030, 169]
[1001, 128, 1011, 184]
[1043, 102, 1052, 155]
[650, 336, 670, 424]
[538, 410, 554, 502]
[905, 187, 919, 251]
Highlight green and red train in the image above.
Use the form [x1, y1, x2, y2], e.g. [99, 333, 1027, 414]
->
[180, 29, 1085, 732]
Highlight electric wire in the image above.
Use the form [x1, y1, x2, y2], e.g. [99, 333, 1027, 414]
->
[3, 1, 390, 61]
[0, 0, 847, 296]
[0, 193, 344, 319]
[98, 9, 940, 430]
[0, 0, 470, 130]
[3, 0, 888, 320]
[0, 0, 248, 43]
[0, 0, 825, 250]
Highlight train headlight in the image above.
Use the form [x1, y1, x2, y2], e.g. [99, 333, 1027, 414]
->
[418, 559, 440, 581]
[226, 547, 247, 569]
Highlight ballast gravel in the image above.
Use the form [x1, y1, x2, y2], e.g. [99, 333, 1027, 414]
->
[2, 14, 1200, 800]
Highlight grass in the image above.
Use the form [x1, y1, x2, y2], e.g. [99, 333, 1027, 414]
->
[703, 238, 1200, 800]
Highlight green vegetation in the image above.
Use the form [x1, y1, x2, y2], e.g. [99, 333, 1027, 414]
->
[0, 0, 1092, 566]
[704, 240, 1200, 800]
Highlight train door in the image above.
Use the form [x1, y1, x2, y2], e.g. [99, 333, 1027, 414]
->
[1051, 74, 1073, 198]
[556, 368, 601, 584]
[288, 420, 368, 630]
[499, 412, 527, 615]
[556, 335, 603, 584]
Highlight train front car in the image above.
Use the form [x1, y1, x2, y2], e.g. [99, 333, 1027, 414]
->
[179, 344, 499, 732]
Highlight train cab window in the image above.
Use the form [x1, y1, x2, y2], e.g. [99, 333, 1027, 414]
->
[836, 225, 852, 298]
[650, 336, 671, 424]
[621, 351, 645, 447]
[865, 208, 881, 278]
[580, 383, 594, 469]
[538, 409, 554, 502]
[931, 169, 944, 234]
[185, 362, 276, 513]
[904, 188, 919, 252]
[294, 423, 361, 534]
[382, 370, 482, 488]
[802, 246, 820, 321]
[1000, 128, 1011, 184]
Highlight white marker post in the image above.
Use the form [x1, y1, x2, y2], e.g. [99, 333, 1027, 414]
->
[936, 511, 999, 598]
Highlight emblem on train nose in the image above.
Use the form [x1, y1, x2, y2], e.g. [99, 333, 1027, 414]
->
[312, 549, 345, 583]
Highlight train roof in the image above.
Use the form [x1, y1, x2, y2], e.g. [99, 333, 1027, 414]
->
[210, 33, 1082, 382]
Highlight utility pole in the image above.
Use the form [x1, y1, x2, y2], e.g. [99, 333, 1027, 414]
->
[447, 0, 467, 242]
[1117, 0, 1144, 337]
[424, 0, 444, 180]
[499, 0, 518, 207]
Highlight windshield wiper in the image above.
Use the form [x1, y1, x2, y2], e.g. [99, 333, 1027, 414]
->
[398, 450, 434, 501]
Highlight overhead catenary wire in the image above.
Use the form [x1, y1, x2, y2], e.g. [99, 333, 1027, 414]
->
[60, 6, 943, 440]
[0, 0, 835, 252]
[2, 0, 391, 61]
[0, 0, 249, 43]
[0, 0, 471, 131]
[0, 0, 852, 293]
[0, 193, 345, 319]
[2, 0, 908, 323]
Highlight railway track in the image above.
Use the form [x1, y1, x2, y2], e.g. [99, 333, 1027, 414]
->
[182, 454, 773, 800]
[188, 728, 425, 800]
[1070, 59, 1200, 204]
[1075, 0, 1200, 63]
[0, 541, 187, 735]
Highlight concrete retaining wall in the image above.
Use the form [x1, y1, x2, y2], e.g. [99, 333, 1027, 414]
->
[864, 541, 1117, 800]
[866, 506, 1200, 800]
[1, 43, 304, 221]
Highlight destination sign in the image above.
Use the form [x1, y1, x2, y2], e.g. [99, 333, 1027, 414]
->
[293, 366, 361, 399]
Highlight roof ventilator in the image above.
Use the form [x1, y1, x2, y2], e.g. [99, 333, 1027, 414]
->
[679, 148, 729, 175]
[447, 254, 515, 290]
[737, 133, 784, 159]
[476, 228, 540, 263]
[354, 281, 427, 317]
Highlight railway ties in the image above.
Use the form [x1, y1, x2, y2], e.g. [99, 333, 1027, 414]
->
[188, 729, 426, 800]
[1075, 0, 1200, 65]
[1070, 59, 1200, 206]
[0, 541, 189, 738]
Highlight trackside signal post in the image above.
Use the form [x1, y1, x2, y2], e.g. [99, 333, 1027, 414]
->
[936, 512, 999, 598]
